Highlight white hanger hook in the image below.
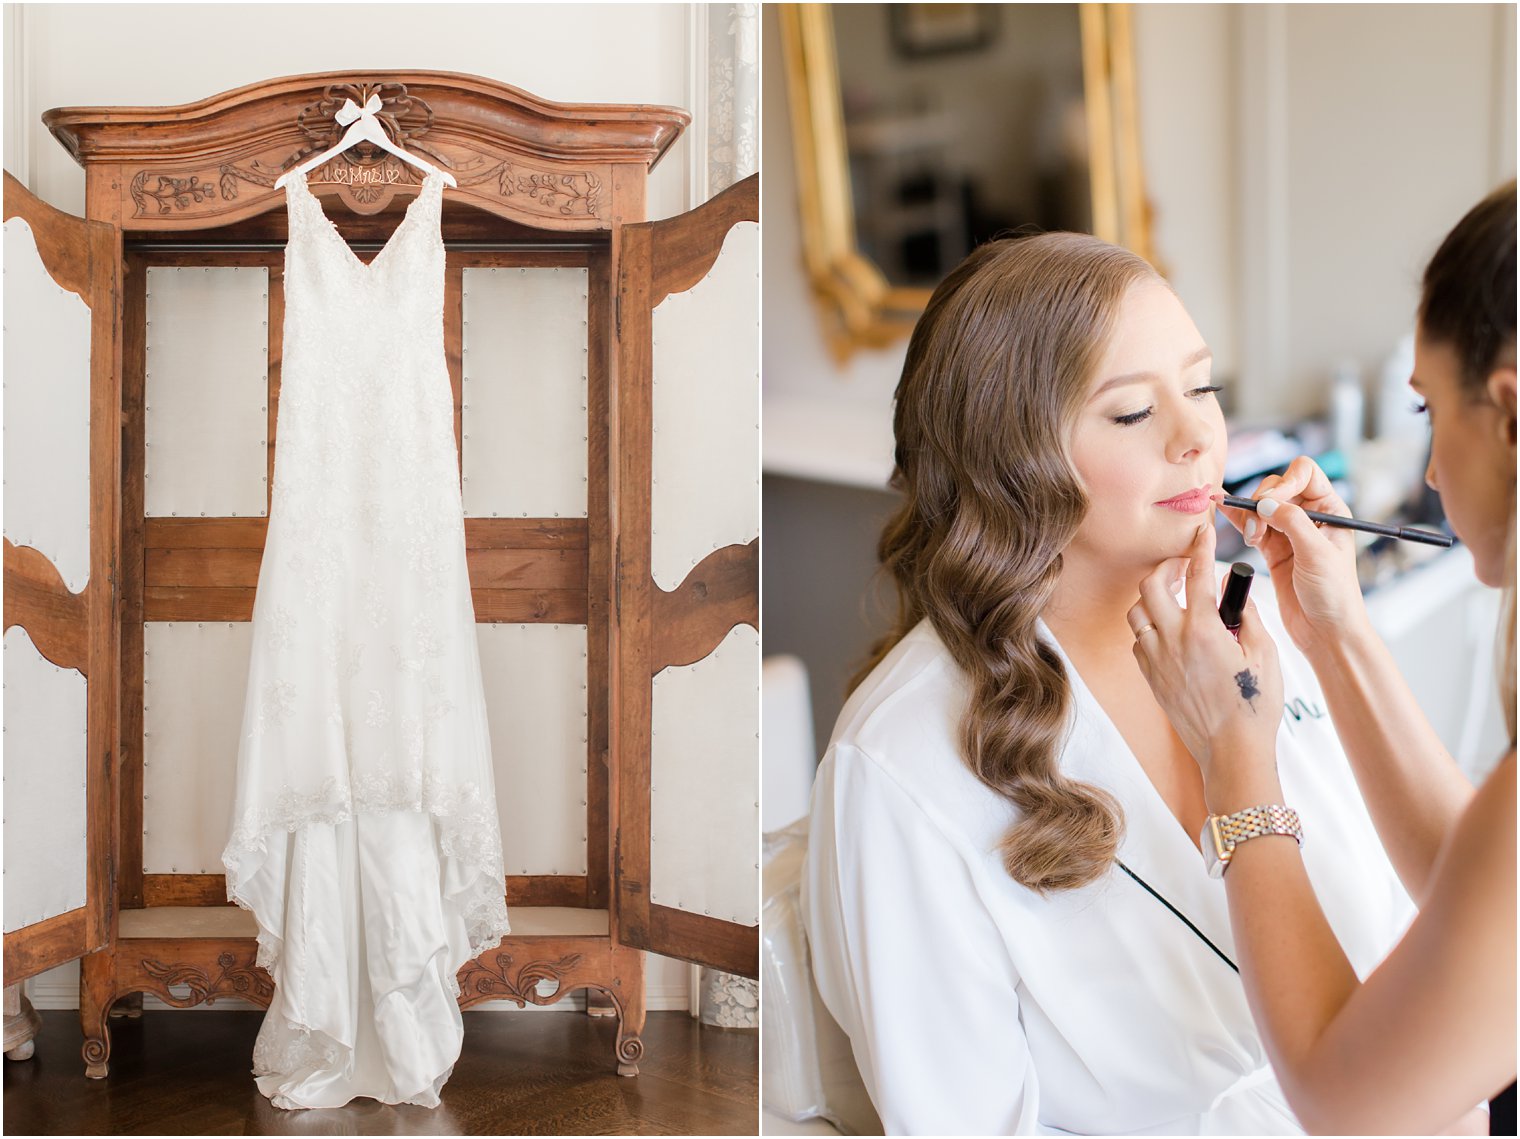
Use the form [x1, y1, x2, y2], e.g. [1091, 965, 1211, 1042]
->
[335, 92, 384, 128]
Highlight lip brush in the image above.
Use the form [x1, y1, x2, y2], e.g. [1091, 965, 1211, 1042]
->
[1218, 495, 1453, 548]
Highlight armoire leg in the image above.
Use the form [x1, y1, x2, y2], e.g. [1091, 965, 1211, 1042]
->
[586, 988, 617, 1018]
[109, 991, 144, 1019]
[611, 946, 646, 1077]
[79, 949, 116, 1079]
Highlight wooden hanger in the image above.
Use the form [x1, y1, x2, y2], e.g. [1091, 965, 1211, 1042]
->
[273, 93, 457, 189]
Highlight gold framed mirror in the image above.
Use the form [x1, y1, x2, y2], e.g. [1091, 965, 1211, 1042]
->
[780, 3, 1156, 363]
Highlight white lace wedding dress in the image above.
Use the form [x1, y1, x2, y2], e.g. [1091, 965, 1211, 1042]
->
[221, 167, 511, 1109]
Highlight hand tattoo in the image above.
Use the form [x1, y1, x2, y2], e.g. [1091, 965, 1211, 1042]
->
[1234, 668, 1261, 710]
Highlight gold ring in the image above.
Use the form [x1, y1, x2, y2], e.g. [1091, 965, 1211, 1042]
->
[1133, 623, 1157, 640]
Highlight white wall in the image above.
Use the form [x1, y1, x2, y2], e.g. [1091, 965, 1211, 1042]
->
[7, 0, 722, 1016]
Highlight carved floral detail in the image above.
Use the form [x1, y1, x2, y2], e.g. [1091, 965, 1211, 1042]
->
[495, 165, 602, 216]
[458, 950, 583, 1007]
[129, 170, 218, 214]
[139, 951, 274, 1007]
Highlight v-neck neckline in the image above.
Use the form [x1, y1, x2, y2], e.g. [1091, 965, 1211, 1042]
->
[1034, 614, 1239, 964]
[289, 168, 443, 274]
[1036, 615, 1212, 862]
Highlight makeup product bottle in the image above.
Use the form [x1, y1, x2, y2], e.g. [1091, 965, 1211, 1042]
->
[1330, 359, 1365, 462]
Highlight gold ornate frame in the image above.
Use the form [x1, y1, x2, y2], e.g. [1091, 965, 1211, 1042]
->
[780, 3, 1157, 364]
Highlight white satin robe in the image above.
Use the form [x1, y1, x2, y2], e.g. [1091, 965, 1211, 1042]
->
[802, 579, 1414, 1135]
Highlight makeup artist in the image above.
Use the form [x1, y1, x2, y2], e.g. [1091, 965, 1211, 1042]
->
[1127, 179, 1517, 1135]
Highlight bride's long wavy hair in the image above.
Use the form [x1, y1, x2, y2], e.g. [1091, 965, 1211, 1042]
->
[852, 232, 1160, 893]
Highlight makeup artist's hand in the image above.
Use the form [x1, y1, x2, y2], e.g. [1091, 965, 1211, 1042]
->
[1128, 521, 1284, 791]
[1220, 455, 1369, 655]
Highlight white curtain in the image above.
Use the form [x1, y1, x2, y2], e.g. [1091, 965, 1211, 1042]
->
[706, 2, 759, 196]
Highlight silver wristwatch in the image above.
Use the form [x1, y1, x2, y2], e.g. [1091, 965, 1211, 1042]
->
[1200, 805, 1304, 878]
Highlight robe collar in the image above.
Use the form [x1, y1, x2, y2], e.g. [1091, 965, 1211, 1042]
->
[1035, 615, 1241, 970]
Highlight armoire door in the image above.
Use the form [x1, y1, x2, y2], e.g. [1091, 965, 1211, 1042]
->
[2, 171, 121, 985]
[612, 173, 759, 979]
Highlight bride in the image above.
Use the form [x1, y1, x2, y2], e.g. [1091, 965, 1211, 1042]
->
[801, 232, 1480, 1134]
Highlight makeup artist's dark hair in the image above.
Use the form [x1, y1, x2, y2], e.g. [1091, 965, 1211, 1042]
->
[1419, 179, 1517, 393]
[1420, 179, 1518, 747]
[852, 232, 1159, 893]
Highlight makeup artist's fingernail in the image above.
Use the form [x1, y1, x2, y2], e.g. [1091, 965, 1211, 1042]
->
[1257, 498, 1280, 519]
[1245, 518, 1259, 543]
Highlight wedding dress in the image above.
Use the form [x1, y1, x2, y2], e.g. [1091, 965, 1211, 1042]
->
[221, 166, 511, 1109]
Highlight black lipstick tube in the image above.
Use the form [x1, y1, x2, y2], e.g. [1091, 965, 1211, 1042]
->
[1219, 562, 1254, 635]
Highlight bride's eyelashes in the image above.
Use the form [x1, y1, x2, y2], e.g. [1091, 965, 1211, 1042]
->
[1110, 385, 1224, 427]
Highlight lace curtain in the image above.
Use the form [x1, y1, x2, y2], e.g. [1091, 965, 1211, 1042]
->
[697, 1, 760, 1027]
[706, 3, 759, 197]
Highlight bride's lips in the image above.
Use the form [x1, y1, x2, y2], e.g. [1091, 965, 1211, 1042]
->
[1155, 486, 1214, 514]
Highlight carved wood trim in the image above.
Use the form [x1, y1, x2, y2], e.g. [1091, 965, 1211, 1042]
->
[2, 170, 93, 295]
[649, 173, 758, 305]
[134, 946, 274, 1008]
[2, 540, 89, 670]
[650, 540, 759, 669]
[45, 72, 689, 233]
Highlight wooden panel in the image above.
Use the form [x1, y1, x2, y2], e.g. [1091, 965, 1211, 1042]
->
[586, 245, 612, 909]
[142, 588, 258, 622]
[469, 518, 588, 548]
[651, 903, 757, 979]
[144, 586, 589, 624]
[2, 542, 89, 669]
[651, 539, 759, 668]
[467, 548, 587, 591]
[144, 545, 585, 592]
[143, 516, 586, 549]
[612, 175, 760, 978]
[143, 517, 267, 547]
[611, 163, 655, 960]
[1, 171, 120, 984]
[470, 589, 588, 624]
[3, 909, 89, 987]
[144, 874, 589, 909]
[120, 251, 148, 909]
[145, 547, 263, 588]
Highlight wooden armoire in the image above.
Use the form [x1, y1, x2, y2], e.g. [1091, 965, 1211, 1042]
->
[2, 70, 759, 1079]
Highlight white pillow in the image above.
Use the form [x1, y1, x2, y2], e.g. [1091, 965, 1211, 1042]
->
[762, 820, 883, 1135]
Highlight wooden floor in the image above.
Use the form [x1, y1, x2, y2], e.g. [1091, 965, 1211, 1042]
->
[4, 1009, 758, 1135]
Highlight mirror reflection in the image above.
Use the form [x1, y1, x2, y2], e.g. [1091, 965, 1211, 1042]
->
[835, 4, 1092, 288]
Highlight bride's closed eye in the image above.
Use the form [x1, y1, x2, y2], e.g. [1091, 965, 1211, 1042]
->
[1111, 384, 1224, 427]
